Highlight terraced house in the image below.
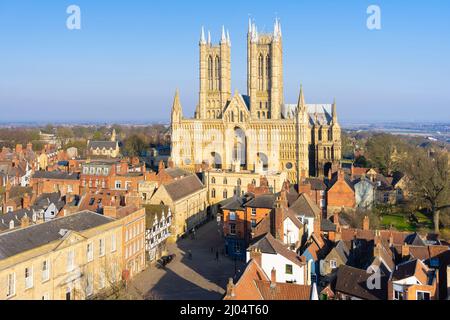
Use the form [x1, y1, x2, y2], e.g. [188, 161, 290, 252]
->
[0, 211, 123, 300]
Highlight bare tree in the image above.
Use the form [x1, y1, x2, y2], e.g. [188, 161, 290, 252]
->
[403, 149, 450, 234]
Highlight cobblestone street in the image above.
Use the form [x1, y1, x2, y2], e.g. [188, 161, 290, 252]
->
[128, 220, 245, 300]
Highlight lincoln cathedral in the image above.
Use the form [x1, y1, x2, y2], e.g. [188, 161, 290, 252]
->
[170, 19, 342, 182]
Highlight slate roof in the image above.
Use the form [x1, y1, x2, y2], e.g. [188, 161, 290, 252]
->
[335, 265, 388, 300]
[221, 197, 246, 211]
[321, 218, 337, 232]
[164, 167, 191, 179]
[87, 141, 118, 150]
[334, 240, 350, 263]
[290, 193, 321, 218]
[328, 172, 355, 191]
[32, 171, 80, 180]
[249, 233, 304, 268]
[391, 259, 431, 285]
[163, 175, 204, 202]
[245, 194, 276, 209]
[0, 211, 115, 259]
[304, 178, 327, 190]
[404, 233, 427, 246]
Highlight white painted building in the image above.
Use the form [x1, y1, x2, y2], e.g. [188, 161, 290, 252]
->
[247, 233, 306, 284]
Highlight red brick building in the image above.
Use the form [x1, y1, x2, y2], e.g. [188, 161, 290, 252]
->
[326, 170, 355, 214]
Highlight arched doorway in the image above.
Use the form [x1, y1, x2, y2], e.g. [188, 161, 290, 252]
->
[257, 152, 269, 171]
[211, 152, 222, 169]
[233, 127, 246, 169]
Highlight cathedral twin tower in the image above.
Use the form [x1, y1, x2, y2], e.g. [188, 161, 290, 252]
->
[171, 19, 342, 181]
[196, 19, 283, 120]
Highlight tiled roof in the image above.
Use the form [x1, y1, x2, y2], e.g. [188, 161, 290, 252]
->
[255, 281, 312, 300]
[33, 170, 79, 180]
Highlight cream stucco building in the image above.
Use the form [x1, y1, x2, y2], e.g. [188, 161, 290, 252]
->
[0, 211, 123, 300]
[170, 19, 342, 182]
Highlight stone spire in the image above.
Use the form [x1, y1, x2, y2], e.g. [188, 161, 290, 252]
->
[251, 23, 259, 43]
[248, 17, 252, 34]
[171, 89, 182, 122]
[297, 84, 305, 109]
[200, 26, 206, 44]
[208, 30, 211, 45]
[332, 98, 338, 124]
[221, 25, 226, 44]
[227, 30, 231, 46]
[274, 18, 281, 40]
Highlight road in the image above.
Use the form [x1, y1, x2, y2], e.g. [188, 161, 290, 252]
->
[128, 220, 245, 300]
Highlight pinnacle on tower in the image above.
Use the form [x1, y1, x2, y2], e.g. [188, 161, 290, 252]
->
[248, 17, 252, 34]
[297, 84, 305, 108]
[332, 98, 338, 123]
[200, 26, 206, 44]
[274, 18, 282, 40]
[172, 89, 181, 111]
[221, 25, 226, 43]
[208, 31, 211, 45]
[227, 30, 231, 46]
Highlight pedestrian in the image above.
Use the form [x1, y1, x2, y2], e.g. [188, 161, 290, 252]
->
[215, 250, 219, 262]
[188, 250, 192, 260]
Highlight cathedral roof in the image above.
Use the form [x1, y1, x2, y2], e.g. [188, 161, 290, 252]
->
[282, 104, 333, 126]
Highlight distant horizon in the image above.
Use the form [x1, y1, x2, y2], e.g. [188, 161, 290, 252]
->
[1, 1, 449, 122]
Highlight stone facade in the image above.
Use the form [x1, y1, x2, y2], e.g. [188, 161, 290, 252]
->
[170, 19, 341, 182]
[0, 211, 123, 300]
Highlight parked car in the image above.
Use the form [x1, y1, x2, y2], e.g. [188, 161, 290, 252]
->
[156, 254, 176, 268]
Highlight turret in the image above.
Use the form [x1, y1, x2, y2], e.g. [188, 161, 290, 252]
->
[171, 89, 182, 123]
[296, 85, 310, 180]
[332, 98, 338, 124]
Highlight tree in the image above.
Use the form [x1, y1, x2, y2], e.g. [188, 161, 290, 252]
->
[92, 131, 104, 140]
[403, 149, 450, 234]
[365, 133, 409, 175]
[354, 155, 369, 168]
[123, 134, 148, 157]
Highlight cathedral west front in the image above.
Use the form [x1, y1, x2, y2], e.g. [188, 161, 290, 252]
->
[170, 19, 341, 182]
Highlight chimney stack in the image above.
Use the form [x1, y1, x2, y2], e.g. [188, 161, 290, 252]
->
[103, 206, 118, 218]
[363, 216, 370, 231]
[337, 169, 345, 181]
[15, 144, 23, 154]
[22, 193, 31, 209]
[21, 214, 30, 228]
[226, 278, 236, 298]
[249, 248, 262, 266]
[273, 191, 288, 240]
[158, 160, 166, 173]
[270, 268, 277, 288]
[401, 243, 410, 258]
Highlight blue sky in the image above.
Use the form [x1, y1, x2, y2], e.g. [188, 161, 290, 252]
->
[0, 0, 449, 123]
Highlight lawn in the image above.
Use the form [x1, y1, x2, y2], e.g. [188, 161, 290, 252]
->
[380, 211, 434, 232]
